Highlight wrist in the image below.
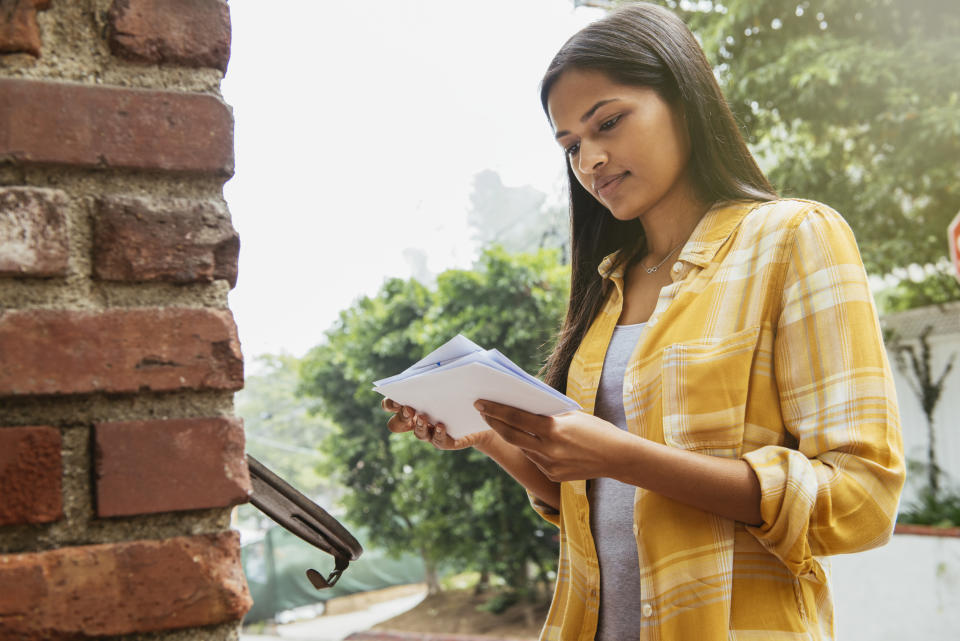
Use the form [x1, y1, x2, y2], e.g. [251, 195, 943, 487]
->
[608, 429, 648, 485]
[473, 429, 509, 457]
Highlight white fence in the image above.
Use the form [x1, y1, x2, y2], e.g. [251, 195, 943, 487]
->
[881, 301, 960, 509]
[832, 531, 960, 641]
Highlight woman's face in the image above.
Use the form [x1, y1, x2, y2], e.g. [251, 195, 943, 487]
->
[547, 68, 693, 222]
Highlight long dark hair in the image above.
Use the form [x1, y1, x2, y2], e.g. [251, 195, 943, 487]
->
[539, 2, 777, 393]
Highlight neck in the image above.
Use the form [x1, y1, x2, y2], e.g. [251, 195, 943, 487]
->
[638, 175, 711, 261]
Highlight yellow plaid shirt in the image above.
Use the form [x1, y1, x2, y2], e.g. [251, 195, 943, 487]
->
[532, 199, 905, 641]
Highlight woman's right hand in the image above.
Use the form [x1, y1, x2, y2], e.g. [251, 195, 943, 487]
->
[381, 398, 497, 451]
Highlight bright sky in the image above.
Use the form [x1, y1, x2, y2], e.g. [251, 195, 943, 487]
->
[222, 0, 605, 361]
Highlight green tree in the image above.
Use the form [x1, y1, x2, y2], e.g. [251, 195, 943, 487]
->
[298, 248, 569, 596]
[422, 247, 570, 598]
[614, 0, 960, 280]
[298, 277, 435, 583]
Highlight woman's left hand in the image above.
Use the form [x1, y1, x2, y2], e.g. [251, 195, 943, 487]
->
[474, 399, 630, 481]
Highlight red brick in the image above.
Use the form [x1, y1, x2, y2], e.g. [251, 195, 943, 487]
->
[107, 0, 231, 72]
[94, 416, 250, 517]
[0, 78, 234, 175]
[0, 532, 252, 639]
[0, 426, 61, 526]
[0, 308, 243, 397]
[92, 195, 238, 287]
[0, 187, 69, 277]
[0, 0, 51, 56]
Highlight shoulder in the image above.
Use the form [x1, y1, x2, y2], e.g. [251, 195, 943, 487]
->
[741, 198, 850, 234]
[733, 198, 857, 252]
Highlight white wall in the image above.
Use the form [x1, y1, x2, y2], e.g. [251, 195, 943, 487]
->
[831, 533, 960, 641]
[886, 332, 960, 509]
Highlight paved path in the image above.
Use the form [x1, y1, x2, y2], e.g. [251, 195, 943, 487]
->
[241, 591, 427, 641]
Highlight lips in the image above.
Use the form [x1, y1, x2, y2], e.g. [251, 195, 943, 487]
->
[595, 172, 627, 198]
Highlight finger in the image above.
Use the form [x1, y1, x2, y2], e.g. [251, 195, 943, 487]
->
[522, 450, 562, 481]
[432, 422, 451, 448]
[481, 413, 542, 450]
[474, 400, 551, 436]
[413, 416, 428, 440]
[421, 414, 440, 443]
[522, 448, 551, 468]
[413, 412, 436, 441]
[382, 398, 401, 412]
[387, 413, 413, 434]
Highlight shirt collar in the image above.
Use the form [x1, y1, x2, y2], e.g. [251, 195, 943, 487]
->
[597, 199, 761, 281]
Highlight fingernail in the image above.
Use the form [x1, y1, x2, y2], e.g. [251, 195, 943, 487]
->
[402, 407, 411, 418]
[474, 401, 485, 412]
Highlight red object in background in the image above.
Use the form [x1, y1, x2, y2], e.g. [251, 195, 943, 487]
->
[950, 210, 960, 285]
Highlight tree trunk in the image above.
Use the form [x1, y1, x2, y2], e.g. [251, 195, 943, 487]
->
[927, 416, 940, 499]
[522, 598, 536, 628]
[422, 550, 440, 595]
[474, 569, 490, 595]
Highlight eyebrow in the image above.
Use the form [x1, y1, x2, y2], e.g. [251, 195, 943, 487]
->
[554, 98, 621, 139]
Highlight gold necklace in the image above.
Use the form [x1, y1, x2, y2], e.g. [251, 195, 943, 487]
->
[643, 240, 685, 274]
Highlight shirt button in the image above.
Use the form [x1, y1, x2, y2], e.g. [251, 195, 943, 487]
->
[671, 261, 682, 274]
[590, 588, 598, 598]
[642, 603, 654, 618]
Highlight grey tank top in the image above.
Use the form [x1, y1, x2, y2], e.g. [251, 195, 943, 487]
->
[589, 322, 646, 641]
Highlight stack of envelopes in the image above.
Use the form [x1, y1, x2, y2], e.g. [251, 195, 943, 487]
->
[373, 334, 580, 439]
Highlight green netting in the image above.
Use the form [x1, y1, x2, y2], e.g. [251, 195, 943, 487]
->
[242, 525, 426, 623]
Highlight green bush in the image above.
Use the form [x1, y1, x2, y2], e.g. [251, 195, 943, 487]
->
[898, 488, 960, 528]
[476, 590, 519, 615]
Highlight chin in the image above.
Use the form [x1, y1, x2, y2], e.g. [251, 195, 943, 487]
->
[606, 204, 644, 222]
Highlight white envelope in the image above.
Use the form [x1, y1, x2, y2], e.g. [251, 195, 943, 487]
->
[373, 335, 580, 439]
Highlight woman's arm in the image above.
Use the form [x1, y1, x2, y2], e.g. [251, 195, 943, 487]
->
[475, 401, 762, 525]
[473, 432, 562, 511]
[739, 205, 904, 573]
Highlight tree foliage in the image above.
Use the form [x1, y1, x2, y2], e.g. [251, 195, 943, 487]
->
[298, 248, 569, 593]
[633, 0, 960, 276]
[876, 265, 960, 313]
[898, 486, 960, 528]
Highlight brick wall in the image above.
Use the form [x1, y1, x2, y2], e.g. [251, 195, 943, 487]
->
[0, 1, 252, 639]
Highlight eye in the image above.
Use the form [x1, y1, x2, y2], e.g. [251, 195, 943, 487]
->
[599, 114, 622, 131]
[564, 142, 580, 157]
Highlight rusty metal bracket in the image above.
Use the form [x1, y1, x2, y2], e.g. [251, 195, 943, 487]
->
[246, 454, 362, 589]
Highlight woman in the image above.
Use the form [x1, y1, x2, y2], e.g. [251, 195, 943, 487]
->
[383, 3, 904, 640]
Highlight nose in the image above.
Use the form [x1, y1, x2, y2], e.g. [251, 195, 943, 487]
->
[577, 140, 606, 175]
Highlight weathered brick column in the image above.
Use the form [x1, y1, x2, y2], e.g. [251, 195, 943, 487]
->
[0, 1, 252, 639]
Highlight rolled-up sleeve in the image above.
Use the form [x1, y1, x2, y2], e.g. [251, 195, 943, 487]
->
[742, 205, 905, 576]
[528, 490, 561, 528]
